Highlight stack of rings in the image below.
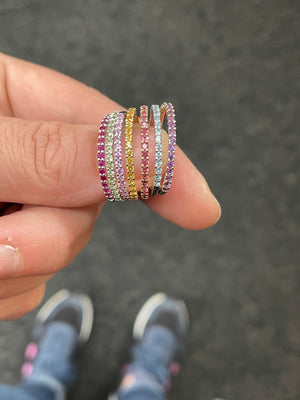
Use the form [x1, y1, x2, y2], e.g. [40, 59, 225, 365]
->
[97, 102, 176, 201]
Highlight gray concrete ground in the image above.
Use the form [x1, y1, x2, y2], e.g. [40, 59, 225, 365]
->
[0, 1, 299, 399]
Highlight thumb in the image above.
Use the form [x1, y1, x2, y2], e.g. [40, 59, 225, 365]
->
[0, 115, 221, 230]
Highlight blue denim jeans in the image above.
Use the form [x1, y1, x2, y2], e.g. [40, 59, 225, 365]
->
[0, 381, 61, 400]
[0, 383, 165, 400]
[0, 325, 175, 400]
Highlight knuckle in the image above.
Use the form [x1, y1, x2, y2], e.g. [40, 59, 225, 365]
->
[28, 121, 77, 187]
[0, 118, 79, 195]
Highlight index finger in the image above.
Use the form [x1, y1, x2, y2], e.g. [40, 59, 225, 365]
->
[0, 53, 120, 123]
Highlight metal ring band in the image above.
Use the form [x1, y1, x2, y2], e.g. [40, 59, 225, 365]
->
[97, 115, 114, 201]
[105, 112, 121, 201]
[113, 112, 128, 201]
[125, 107, 139, 200]
[149, 104, 162, 196]
[160, 102, 176, 194]
[140, 105, 150, 200]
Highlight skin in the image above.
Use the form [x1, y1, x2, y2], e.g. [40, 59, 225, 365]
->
[0, 53, 221, 320]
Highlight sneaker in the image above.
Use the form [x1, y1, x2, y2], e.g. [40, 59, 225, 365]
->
[133, 292, 189, 356]
[108, 292, 189, 399]
[21, 289, 93, 387]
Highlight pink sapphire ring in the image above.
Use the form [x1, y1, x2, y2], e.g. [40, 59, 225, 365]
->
[97, 114, 114, 201]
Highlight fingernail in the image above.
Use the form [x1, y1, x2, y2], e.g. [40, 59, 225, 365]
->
[214, 196, 222, 223]
[0, 244, 23, 277]
[202, 176, 222, 224]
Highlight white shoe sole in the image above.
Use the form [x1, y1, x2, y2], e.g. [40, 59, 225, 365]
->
[133, 293, 189, 341]
[36, 289, 70, 323]
[107, 393, 118, 400]
[35, 289, 94, 344]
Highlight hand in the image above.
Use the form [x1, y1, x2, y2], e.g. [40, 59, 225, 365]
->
[0, 53, 221, 320]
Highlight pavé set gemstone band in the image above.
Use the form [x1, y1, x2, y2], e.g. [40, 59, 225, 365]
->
[160, 102, 176, 194]
[150, 104, 162, 197]
[140, 105, 150, 200]
[97, 102, 177, 201]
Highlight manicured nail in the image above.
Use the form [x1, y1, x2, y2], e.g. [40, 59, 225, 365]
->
[0, 244, 23, 277]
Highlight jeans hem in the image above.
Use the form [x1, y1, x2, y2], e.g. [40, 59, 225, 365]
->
[23, 374, 65, 400]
